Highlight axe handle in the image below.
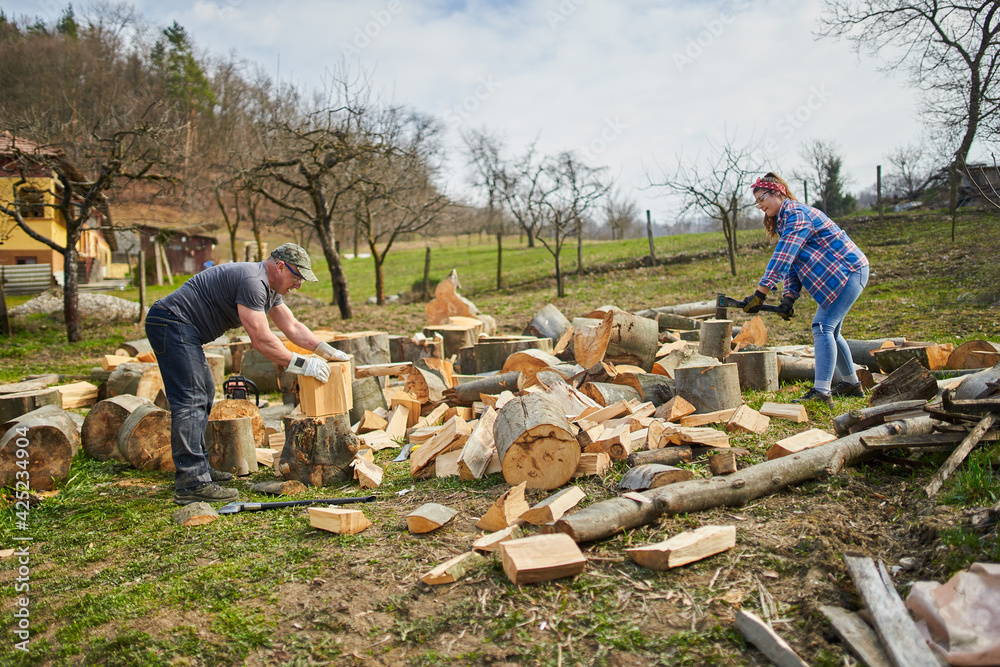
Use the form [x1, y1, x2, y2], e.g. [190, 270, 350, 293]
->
[240, 495, 377, 512]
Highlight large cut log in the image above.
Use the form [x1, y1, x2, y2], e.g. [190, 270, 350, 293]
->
[524, 304, 574, 353]
[553, 416, 935, 542]
[727, 350, 779, 392]
[574, 310, 659, 372]
[106, 362, 164, 402]
[872, 343, 953, 373]
[82, 395, 152, 461]
[1, 404, 80, 455]
[117, 403, 174, 471]
[698, 319, 733, 361]
[0, 387, 62, 424]
[277, 413, 360, 486]
[846, 338, 908, 372]
[612, 373, 675, 407]
[205, 416, 258, 475]
[116, 339, 152, 357]
[494, 392, 581, 490]
[348, 377, 388, 426]
[0, 414, 78, 490]
[776, 354, 849, 384]
[389, 335, 443, 363]
[953, 361, 1000, 400]
[327, 331, 389, 367]
[869, 358, 938, 406]
[445, 372, 523, 405]
[465, 337, 554, 375]
[654, 312, 700, 331]
[580, 382, 641, 407]
[946, 340, 1000, 370]
[675, 364, 743, 414]
[209, 399, 266, 448]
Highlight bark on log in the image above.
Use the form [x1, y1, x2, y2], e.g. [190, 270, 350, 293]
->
[0, 415, 76, 490]
[946, 340, 1000, 370]
[205, 416, 258, 475]
[390, 336, 444, 363]
[209, 399, 265, 447]
[524, 304, 574, 353]
[349, 377, 388, 425]
[445, 372, 523, 404]
[2, 405, 80, 458]
[635, 300, 716, 318]
[82, 395, 152, 461]
[612, 373, 676, 407]
[675, 364, 743, 413]
[277, 413, 359, 486]
[329, 331, 390, 367]
[832, 399, 928, 436]
[0, 387, 62, 424]
[953, 361, 1000, 400]
[117, 403, 174, 471]
[847, 338, 908, 372]
[654, 312, 700, 331]
[423, 323, 480, 358]
[698, 319, 733, 361]
[776, 354, 848, 384]
[627, 446, 693, 467]
[494, 392, 580, 490]
[605, 310, 660, 371]
[106, 362, 165, 402]
[580, 382, 641, 407]
[467, 338, 554, 375]
[869, 358, 938, 406]
[554, 416, 935, 542]
[728, 350, 779, 392]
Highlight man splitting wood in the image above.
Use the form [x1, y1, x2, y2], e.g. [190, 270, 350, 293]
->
[144, 243, 349, 505]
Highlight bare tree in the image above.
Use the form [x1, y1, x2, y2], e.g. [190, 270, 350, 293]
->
[799, 139, 856, 217]
[647, 134, 762, 276]
[498, 142, 550, 249]
[604, 192, 641, 241]
[884, 142, 941, 200]
[559, 153, 610, 276]
[462, 128, 510, 288]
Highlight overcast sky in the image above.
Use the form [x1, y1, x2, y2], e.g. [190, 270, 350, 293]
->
[7, 0, 975, 221]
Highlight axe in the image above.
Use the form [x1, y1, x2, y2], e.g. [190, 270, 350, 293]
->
[715, 293, 793, 319]
[217, 494, 376, 515]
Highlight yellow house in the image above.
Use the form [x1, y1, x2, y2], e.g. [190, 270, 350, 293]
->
[0, 132, 114, 284]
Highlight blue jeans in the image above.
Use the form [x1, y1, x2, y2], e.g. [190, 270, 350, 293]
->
[812, 265, 869, 391]
[145, 305, 215, 491]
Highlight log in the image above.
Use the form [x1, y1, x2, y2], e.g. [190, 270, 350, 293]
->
[250, 480, 307, 495]
[776, 354, 848, 384]
[627, 446, 693, 467]
[0, 415, 76, 490]
[946, 340, 1000, 370]
[618, 464, 694, 491]
[209, 399, 266, 447]
[675, 364, 743, 414]
[390, 335, 444, 363]
[476, 481, 529, 531]
[409, 416, 472, 476]
[499, 533, 586, 585]
[117, 403, 174, 471]
[423, 321, 481, 359]
[553, 416, 935, 542]
[238, 349, 280, 394]
[1, 404, 81, 456]
[82, 395, 152, 461]
[309, 507, 372, 534]
[654, 312, 700, 331]
[445, 372, 523, 405]
[872, 343, 953, 373]
[767, 428, 837, 460]
[832, 399, 928, 436]
[327, 331, 389, 367]
[299, 360, 353, 417]
[573, 452, 611, 477]
[759, 402, 807, 423]
[0, 387, 62, 424]
[473, 525, 523, 552]
[421, 551, 483, 585]
[348, 377, 389, 427]
[407, 502, 458, 534]
[869, 358, 938, 406]
[708, 450, 738, 475]
[626, 525, 737, 570]
[203, 343, 234, 375]
[654, 395, 697, 422]
[697, 319, 733, 361]
[574, 309, 659, 372]
[735, 610, 809, 667]
[611, 373, 675, 407]
[636, 300, 716, 318]
[725, 405, 770, 435]
[116, 339, 152, 357]
[494, 393, 581, 490]
[580, 382, 641, 407]
[205, 416, 258, 475]
[728, 350, 779, 392]
[818, 606, 893, 667]
[105, 363, 164, 402]
[953, 361, 1000, 400]
[846, 338, 908, 372]
[544, 382, 601, 420]
[172, 502, 219, 527]
[458, 406, 498, 480]
[520, 486, 586, 525]
[525, 304, 574, 354]
[277, 413, 359, 486]
[466, 337, 554, 375]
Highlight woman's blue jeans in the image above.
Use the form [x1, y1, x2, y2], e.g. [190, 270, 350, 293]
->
[144, 305, 215, 491]
[812, 265, 869, 390]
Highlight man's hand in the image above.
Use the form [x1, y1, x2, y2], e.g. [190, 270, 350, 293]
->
[776, 295, 796, 321]
[285, 354, 330, 383]
[740, 290, 768, 314]
[315, 341, 350, 362]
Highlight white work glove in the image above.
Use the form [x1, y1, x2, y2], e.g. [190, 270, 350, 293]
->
[286, 353, 330, 383]
[314, 341, 350, 362]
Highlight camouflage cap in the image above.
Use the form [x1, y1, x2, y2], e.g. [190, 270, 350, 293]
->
[271, 243, 318, 282]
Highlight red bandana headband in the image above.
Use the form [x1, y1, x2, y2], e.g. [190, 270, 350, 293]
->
[752, 178, 787, 196]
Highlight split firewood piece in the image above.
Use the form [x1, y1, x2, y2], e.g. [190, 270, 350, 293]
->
[390, 391, 421, 428]
[544, 382, 601, 421]
[407, 502, 458, 534]
[663, 425, 730, 448]
[675, 363, 743, 414]
[735, 610, 808, 667]
[499, 533, 587, 585]
[584, 422, 633, 460]
[442, 406, 473, 422]
[358, 410, 389, 434]
[869, 358, 938, 406]
[519, 486, 586, 525]
[357, 430, 397, 451]
[56, 381, 99, 409]
[458, 406, 498, 480]
[574, 309, 659, 372]
[654, 395, 697, 423]
[924, 413, 996, 498]
[946, 340, 1000, 370]
[708, 450, 738, 475]
[351, 455, 384, 488]
[404, 365, 448, 405]
[698, 319, 733, 361]
[495, 393, 581, 490]
[256, 447, 275, 467]
[82, 395, 152, 462]
[626, 525, 736, 569]
[476, 481, 529, 531]
[818, 606, 893, 667]
[421, 551, 483, 585]
[502, 349, 564, 388]
[680, 407, 738, 427]
[425, 269, 478, 325]
[473, 525, 523, 552]
[725, 405, 770, 435]
[384, 404, 410, 440]
[618, 464, 694, 491]
[767, 428, 837, 460]
[653, 347, 720, 379]
[101, 354, 135, 371]
[172, 502, 219, 527]
[418, 357, 456, 388]
[414, 403, 450, 429]
[580, 382, 640, 407]
[626, 400, 656, 418]
[575, 399, 630, 425]
[309, 506, 372, 535]
[642, 420, 667, 450]
[759, 402, 808, 423]
[434, 449, 461, 477]
[249, 480, 307, 495]
[574, 452, 612, 478]
[118, 403, 174, 471]
[423, 321, 481, 359]
[409, 416, 472, 477]
[627, 445, 693, 467]
[842, 555, 939, 667]
[833, 399, 930, 436]
[732, 314, 768, 350]
[354, 361, 413, 378]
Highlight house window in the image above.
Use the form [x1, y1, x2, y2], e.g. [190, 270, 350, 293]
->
[15, 257, 38, 265]
[16, 187, 47, 219]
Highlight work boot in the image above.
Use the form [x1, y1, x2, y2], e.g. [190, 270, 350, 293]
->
[210, 468, 234, 482]
[174, 483, 239, 506]
[792, 388, 834, 408]
[831, 381, 864, 398]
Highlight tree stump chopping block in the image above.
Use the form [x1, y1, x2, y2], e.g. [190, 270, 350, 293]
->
[728, 350, 779, 392]
[209, 399, 266, 447]
[0, 415, 76, 491]
[205, 416, 258, 475]
[82, 395, 152, 461]
[277, 413, 360, 487]
[675, 363, 743, 414]
[494, 392, 580, 490]
[117, 403, 174, 471]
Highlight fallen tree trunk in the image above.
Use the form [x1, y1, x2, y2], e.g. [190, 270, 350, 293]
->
[552, 416, 935, 542]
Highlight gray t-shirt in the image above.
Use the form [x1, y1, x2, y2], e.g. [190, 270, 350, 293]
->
[156, 262, 283, 344]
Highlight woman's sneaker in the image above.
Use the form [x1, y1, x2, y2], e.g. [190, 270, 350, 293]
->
[174, 483, 239, 506]
[792, 388, 834, 408]
[831, 381, 864, 397]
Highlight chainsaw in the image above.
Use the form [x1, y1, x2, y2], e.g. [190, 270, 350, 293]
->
[223, 375, 259, 406]
[715, 293, 794, 319]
